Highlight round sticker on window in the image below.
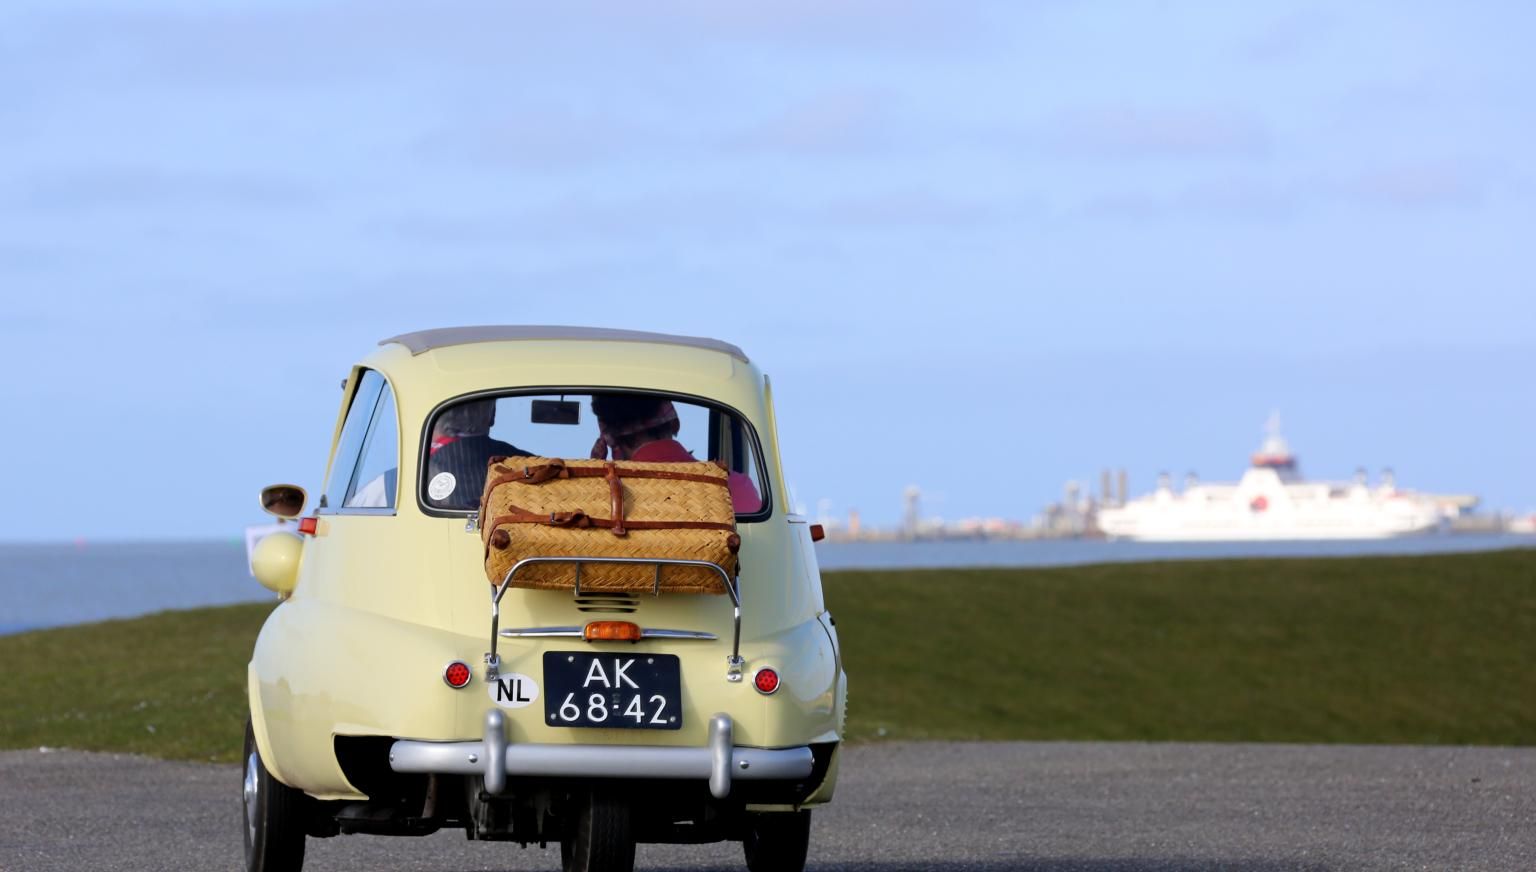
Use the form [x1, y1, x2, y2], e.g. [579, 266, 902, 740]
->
[428, 472, 456, 501]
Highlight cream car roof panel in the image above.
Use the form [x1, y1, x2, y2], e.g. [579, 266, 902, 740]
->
[358, 335, 764, 433]
[380, 325, 749, 363]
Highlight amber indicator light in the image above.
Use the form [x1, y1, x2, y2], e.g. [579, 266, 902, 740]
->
[584, 621, 643, 642]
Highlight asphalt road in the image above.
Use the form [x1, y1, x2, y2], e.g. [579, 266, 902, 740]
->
[1, 742, 1532, 872]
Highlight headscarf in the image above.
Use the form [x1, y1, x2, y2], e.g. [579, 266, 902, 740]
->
[591, 400, 680, 459]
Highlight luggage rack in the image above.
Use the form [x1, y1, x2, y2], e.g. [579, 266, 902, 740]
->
[484, 556, 744, 683]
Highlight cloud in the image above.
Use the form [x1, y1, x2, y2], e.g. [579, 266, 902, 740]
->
[723, 91, 895, 157]
[416, 88, 911, 170]
[0, 241, 73, 274]
[371, 184, 1032, 254]
[1079, 190, 1171, 222]
[1081, 175, 1298, 223]
[812, 191, 1033, 228]
[1242, 8, 1336, 63]
[6, 167, 317, 212]
[1043, 105, 1272, 160]
[596, 0, 990, 53]
[1335, 161, 1484, 209]
[413, 109, 654, 171]
[1079, 159, 1492, 221]
[2, 0, 987, 102]
[1176, 177, 1296, 218]
[372, 191, 782, 249]
[0, 5, 371, 94]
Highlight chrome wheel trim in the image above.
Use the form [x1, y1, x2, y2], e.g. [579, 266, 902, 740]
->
[243, 752, 260, 845]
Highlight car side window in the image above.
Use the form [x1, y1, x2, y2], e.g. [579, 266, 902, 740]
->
[322, 370, 385, 510]
[713, 411, 765, 514]
[345, 385, 399, 509]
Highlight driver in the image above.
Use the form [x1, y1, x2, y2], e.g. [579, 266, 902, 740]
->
[426, 399, 530, 509]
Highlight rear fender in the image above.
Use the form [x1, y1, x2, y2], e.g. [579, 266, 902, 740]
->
[245, 664, 292, 787]
[250, 598, 481, 798]
[749, 615, 841, 748]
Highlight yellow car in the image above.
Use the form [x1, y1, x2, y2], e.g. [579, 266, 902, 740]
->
[245, 326, 846, 872]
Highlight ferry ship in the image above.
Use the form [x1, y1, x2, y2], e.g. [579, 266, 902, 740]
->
[1097, 417, 1450, 542]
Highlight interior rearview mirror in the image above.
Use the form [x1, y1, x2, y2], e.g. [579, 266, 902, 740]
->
[260, 484, 308, 519]
[531, 399, 581, 425]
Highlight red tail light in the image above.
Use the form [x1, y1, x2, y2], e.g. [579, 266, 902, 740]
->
[753, 667, 780, 695]
[443, 661, 472, 688]
[297, 517, 318, 536]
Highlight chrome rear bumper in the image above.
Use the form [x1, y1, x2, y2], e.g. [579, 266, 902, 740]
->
[388, 709, 814, 800]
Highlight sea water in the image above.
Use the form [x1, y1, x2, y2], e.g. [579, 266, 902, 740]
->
[814, 532, 1527, 570]
[0, 534, 1527, 636]
[0, 540, 263, 636]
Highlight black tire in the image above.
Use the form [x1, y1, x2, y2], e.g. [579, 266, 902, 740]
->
[243, 719, 307, 872]
[743, 810, 811, 872]
[561, 792, 635, 872]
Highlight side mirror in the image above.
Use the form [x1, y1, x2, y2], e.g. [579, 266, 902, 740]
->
[260, 484, 307, 519]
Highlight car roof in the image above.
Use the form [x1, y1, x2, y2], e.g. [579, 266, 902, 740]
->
[379, 325, 750, 364]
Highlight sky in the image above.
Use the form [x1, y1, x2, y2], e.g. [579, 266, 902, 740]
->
[1, 0, 1533, 541]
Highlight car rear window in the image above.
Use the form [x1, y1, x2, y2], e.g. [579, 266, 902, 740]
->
[419, 391, 768, 521]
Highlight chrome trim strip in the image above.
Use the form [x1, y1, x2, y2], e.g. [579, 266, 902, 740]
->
[313, 507, 396, 516]
[642, 628, 719, 641]
[499, 626, 585, 639]
[498, 626, 719, 641]
[388, 713, 812, 801]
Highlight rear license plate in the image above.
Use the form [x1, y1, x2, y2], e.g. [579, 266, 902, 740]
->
[543, 651, 682, 730]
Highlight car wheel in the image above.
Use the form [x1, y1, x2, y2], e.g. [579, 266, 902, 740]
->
[243, 719, 307, 872]
[561, 792, 635, 872]
[742, 810, 811, 872]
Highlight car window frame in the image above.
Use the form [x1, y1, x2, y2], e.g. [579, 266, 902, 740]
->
[415, 386, 773, 523]
[317, 369, 400, 517]
[343, 381, 400, 513]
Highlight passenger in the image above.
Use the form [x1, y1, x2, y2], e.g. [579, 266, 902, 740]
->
[346, 469, 396, 508]
[589, 394, 761, 513]
[426, 400, 531, 509]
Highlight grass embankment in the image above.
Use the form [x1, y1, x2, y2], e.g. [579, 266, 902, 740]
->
[1, 549, 1532, 763]
[828, 548, 1536, 745]
[0, 602, 270, 761]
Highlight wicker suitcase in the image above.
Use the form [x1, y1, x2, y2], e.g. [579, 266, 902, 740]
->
[479, 456, 739, 595]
